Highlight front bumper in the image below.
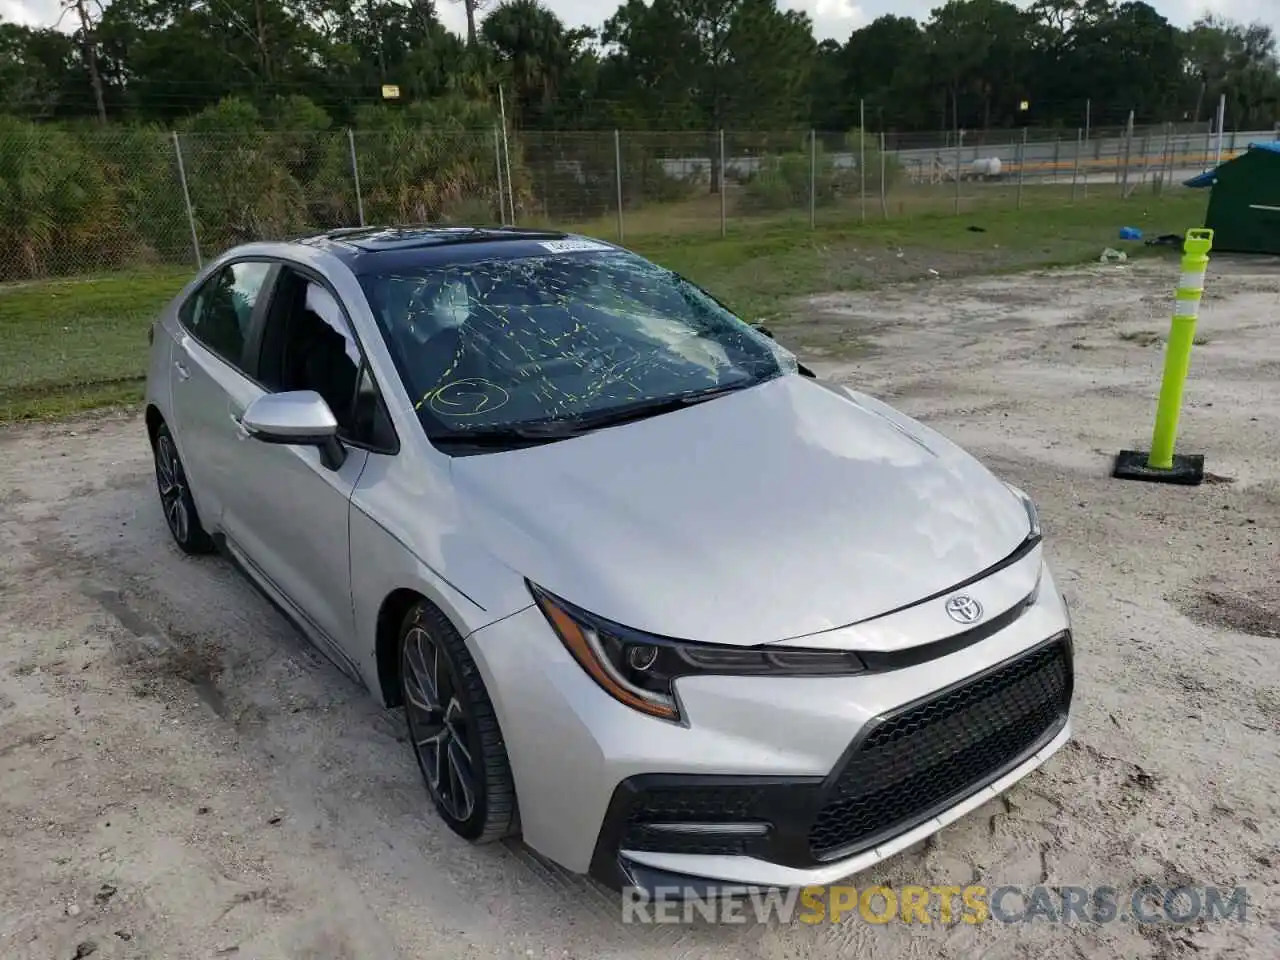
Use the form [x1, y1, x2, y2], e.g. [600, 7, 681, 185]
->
[467, 561, 1074, 890]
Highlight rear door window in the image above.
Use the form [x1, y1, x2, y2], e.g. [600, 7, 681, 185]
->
[179, 261, 273, 370]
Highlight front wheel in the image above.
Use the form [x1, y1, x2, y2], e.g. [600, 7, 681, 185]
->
[399, 601, 517, 843]
[152, 422, 215, 555]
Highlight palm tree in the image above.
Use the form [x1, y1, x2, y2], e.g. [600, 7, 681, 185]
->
[481, 0, 583, 128]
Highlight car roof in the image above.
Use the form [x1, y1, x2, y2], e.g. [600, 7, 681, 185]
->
[293, 225, 625, 275]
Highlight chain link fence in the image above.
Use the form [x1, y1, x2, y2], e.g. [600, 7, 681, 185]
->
[1, 120, 1270, 282]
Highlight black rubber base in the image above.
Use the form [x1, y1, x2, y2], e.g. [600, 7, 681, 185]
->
[1112, 450, 1205, 486]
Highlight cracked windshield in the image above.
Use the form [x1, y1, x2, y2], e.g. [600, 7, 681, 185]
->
[359, 248, 796, 437]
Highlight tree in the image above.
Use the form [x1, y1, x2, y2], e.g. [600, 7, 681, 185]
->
[448, 0, 488, 47]
[0, 23, 76, 118]
[599, 0, 703, 129]
[482, 0, 592, 128]
[58, 0, 108, 122]
[0, 0, 1276, 135]
[1185, 16, 1280, 128]
[841, 15, 928, 130]
[600, 0, 812, 131]
[1073, 1, 1183, 123]
[924, 0, 1035, 132]
[719, 0, 813, 130]
[809, 39, 844, 130]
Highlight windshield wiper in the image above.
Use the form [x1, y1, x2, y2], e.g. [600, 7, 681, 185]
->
[427, 424, 573, 450]
[527, 381, 757, 435]
[430, 380, 766, 453]
[430, 382, 757, 451]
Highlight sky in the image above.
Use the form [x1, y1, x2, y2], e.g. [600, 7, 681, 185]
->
[2, 0, 1276, 44]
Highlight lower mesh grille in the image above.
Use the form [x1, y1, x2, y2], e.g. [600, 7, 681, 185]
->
[808, 637, 1071, 860]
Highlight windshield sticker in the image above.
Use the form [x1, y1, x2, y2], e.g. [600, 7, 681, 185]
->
[539, 239, 613, 254]
[425, 379, 511, 417]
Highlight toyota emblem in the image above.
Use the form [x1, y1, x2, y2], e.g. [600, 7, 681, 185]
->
[944, 595, 983, 625]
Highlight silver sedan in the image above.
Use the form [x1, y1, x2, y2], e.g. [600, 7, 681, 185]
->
[143, 226, 1073, 895]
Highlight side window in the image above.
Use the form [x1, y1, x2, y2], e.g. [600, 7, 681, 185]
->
[259, 269, 396, 452]
[180, 261, 272, 369]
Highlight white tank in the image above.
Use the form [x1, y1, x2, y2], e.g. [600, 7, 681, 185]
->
[971, 157, 1003, 177]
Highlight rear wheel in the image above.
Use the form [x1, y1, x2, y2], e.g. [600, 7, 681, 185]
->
[399, 601, 517, 843]
[152, 423, 215, 555]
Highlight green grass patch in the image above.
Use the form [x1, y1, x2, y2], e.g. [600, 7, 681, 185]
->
[630, 192, 1206, 322]
[1, 267, 188, 421]
[0, 193, 1207, 422]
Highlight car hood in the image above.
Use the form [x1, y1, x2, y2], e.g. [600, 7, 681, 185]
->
[452, 375, 1030, 647]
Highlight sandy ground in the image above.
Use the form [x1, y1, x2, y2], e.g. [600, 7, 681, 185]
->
[2, 256, 1279, 959]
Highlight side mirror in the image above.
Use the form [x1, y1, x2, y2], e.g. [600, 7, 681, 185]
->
[240, 390, 346, 470]
[750, 321, 777, 340]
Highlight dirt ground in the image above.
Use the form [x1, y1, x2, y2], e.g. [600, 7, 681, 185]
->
[2, 257, 1279, 960]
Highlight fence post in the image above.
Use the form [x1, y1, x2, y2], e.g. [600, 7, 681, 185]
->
[1213, 93, 1226, 167]
[1083, 98, 1091, 200]
[1120, 109, 1134, 195]
[953, 129, 962, 216]
[1157, 123, 1171, 195]
[614, 129, 625, 243]
[879, 131, 888, 219]
[859, 100, 867, 224]
[172, 131, 201, 270]
[809, 129, 816, 230]
[346, 128, 366, 227]
[1052, 136, 1060, 183]
[719, 129, 726, 239]
[1016, 127, 1027, 209]
[493, 126, 506, 226]
[1071, 128, 1082, 203]
[502, 127, 516, 227]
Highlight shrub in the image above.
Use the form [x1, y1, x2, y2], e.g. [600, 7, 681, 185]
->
[0, 116, 118, 279]
[178, 98, 311, 251]
[740, 139, 841, 214]
[76, 123, 192, 265]
[843, 128, 902, 194]
[355, 101, 512, 225]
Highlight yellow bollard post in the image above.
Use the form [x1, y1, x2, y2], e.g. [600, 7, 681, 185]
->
[1148, 230, 1213, 469]
[1112, 229, 1212, 486]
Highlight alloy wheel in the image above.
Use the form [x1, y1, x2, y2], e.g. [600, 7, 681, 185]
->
[403, 625, 477, 823]
[155, 434, 190, 544]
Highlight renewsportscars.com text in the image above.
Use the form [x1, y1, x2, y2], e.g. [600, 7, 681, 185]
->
[621, 884, 1250, 925]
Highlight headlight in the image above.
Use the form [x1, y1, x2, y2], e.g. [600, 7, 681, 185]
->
[1005, 483, 1042, 541]
[528, 583, 865, 722]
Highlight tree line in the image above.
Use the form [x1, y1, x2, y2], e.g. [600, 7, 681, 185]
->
[1, 0, 1278, 134]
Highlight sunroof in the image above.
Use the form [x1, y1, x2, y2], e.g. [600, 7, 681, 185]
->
[346, 227, 563, 251]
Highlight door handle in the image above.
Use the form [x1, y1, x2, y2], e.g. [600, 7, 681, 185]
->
[174, 360, 191, 381]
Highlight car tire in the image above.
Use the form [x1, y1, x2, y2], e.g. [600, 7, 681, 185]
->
[399, 600, 517, 843]
[152, 422, 216, 555]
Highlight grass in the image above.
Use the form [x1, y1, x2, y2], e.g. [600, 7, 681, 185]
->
[0, 191, 1207, 422]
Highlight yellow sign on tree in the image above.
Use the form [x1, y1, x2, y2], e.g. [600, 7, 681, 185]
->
[381, 85, 401, 100]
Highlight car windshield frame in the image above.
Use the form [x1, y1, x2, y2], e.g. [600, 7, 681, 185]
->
[358, 247, 796, 446]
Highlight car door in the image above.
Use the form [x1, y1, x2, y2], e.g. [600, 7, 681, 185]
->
[168, 259, 277, 536]
[218, 264, 394, 679]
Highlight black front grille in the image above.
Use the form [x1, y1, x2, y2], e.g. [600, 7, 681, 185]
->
[808, 637, 1072, 860]
[619, 785, 767, 856]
